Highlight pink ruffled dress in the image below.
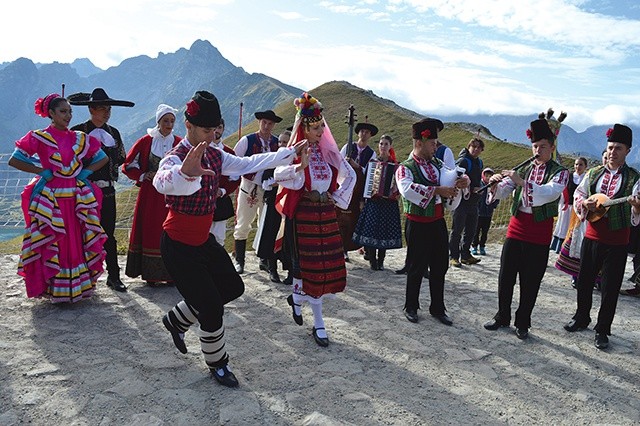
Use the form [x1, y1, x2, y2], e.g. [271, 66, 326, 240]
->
[15, 125, 107, 303]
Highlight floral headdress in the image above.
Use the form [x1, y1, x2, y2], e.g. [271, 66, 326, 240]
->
[294, 92, 323, 125]
[34, 93, 62, 118]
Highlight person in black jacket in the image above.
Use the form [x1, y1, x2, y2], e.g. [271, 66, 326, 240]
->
[69, 88, 134, 292]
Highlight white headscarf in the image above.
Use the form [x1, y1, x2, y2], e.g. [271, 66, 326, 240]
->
[147, 104, 178, 137]
[147, 104, 178, 157]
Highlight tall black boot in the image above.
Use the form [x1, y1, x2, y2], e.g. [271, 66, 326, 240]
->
[268, 258, 281, 283]
[377, 249, 386, 271]
[234, 240, 246, 274]
[366, 247, 377, 270]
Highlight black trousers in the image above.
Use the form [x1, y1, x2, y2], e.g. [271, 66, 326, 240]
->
[161, 232, 244, 332]
[404, 218, 449, 315]
[473, 216, 492, 248]
[494, 238, 549, 329]
[99, 187, 119, 277]
[449, 197, 480, 260]
[573, 237, 627, 335]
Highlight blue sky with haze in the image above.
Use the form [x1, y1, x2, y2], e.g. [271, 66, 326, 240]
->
[3, 0, 640, 132]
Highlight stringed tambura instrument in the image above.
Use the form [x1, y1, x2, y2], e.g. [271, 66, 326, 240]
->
[585, 193, 635, 222]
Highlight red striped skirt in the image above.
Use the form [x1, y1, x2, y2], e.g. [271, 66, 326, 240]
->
[295, 197, 346, 297]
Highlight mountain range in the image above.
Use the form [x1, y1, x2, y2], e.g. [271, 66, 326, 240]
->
[1, 39, 637, 166]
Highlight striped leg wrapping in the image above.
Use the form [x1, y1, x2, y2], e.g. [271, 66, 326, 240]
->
[168, 300, 199, 333]
[200, 326, 228, 369]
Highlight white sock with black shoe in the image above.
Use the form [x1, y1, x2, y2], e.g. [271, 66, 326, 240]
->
[310, 302, 327, 339]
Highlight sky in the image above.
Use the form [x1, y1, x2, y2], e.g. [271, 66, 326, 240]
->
[4, 0, 640, 132]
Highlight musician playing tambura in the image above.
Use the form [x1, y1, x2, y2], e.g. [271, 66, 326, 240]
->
[564, 124, 640, 350]
[396, 118, 469, 325]
[352, 135, 402, 271]
[483, 119, 568, 340]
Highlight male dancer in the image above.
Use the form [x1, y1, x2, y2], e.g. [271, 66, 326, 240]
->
[69, 88, 134, 292]
[396, 118, 469, 325]
[154, 91, 305, 387]
[564, 124, 640, 349]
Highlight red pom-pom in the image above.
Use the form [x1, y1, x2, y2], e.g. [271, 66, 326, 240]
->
[186, 100, 200, 117]
[526, 129, 533, 139]
[421, 129, 431, 139]
[606, 128, 613, 138]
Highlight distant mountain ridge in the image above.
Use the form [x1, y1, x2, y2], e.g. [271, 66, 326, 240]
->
[1, 40, 637, 167]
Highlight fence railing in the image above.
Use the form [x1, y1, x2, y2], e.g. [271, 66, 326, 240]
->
[0, 154, 515, 251]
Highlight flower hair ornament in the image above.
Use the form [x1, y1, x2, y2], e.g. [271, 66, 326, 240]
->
[606, 128, 613, 138]
[421, 129, 431, 139]
[294, 92, 323, 124]
[34, 93, 62, 118]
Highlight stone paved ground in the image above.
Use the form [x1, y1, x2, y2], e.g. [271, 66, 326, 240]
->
[1, 246, 639, 425]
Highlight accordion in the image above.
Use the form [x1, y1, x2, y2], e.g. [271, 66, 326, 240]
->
[363, 160, 399, 199]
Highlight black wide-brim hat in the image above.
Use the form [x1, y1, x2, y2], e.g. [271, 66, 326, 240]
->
[412, 118, 443, 140]
[607, 123, 632, 147]
[67, 88, 134, 107]
[529, 119, 555, 143]
[355, 122, 379, 137]
[254, 110, 283, 123]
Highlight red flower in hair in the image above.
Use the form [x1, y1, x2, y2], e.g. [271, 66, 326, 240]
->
[606, 128, 613, 138]
[186, 100, 200, 117]
[34, 97, 47, 118]
[421, 129, 431, 139]
[526, 129, 533, 139]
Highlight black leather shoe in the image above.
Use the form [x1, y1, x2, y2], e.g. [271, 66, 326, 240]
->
[404, 309, 418, 323]
[269, 270, 281, 283]
[484, 319, 508, 330]
[395, 266, 408, 275]
[282, 273, 293, 286]
[432, 313, 453, 326]
[377, 262, 384, 271]
[287, 295, 303, 326]
[594, 332, 609, 350]
[515, 328, 529, 339]
[162, 315, 187, 354]
[564, 319, 588, 332]
[312, 327, 329, 347]
[107, 276, 127, 292]
[233, 260, 244, 274]
[211, 365, 239, 387]
[423, 268, 429, 279]
[259, 258, 269, 272]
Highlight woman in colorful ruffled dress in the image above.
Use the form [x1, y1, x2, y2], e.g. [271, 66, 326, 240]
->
[123, 104, 181, 285]
[352, 134, 402, 270]
[274, 92, 356, 347]
[8, 93, 108, 303]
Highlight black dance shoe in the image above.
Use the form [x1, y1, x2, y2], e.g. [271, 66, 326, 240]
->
[211, 365, 239, 387]
[287, 295, 303, 326]
[594, 333, 609, 350]
[312, 327, 329, 347]
[162, 314, 187, 354]
[564, 319, 588, 332]
[107, 276, 127, 292]
[484, 318, 509, 331]
[259, 258, 269, 272]
[515, 328, 529, 339]
[395, 266, 408, 275]
[432, 313, 453, 326]
[404, 309, 419, 323]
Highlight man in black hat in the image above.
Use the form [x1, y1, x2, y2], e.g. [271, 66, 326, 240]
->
[483, 118, 568, 340]
[564, 124, 640, 350]
[232, 109, 282, 274]
[69, 88, 134, 292]
[153, 91, 306, 387]
[339, 121, 378, 261]
[396, 118, 469, 325]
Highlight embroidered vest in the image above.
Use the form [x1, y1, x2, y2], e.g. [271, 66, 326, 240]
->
[587, 164, 640, 231]
[243, 133, 279, 180]
[165, 143, 222, 216]
[349, 145, 375, 167]
[400, 157, 442, 217]
[510, 160, 566, 222]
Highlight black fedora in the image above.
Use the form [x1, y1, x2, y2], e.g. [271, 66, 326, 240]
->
[68, 88, 134, 107]
[254, 110, 282, 123]
[355, 122, 379, 137]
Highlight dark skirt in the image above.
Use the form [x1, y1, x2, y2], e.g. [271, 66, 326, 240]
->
[352, 198, 402, 249]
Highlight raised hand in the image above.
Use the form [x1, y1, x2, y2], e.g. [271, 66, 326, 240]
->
[181, 141, 215, 177]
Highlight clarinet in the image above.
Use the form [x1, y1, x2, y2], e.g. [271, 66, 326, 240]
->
[475, 154, 540, 193]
